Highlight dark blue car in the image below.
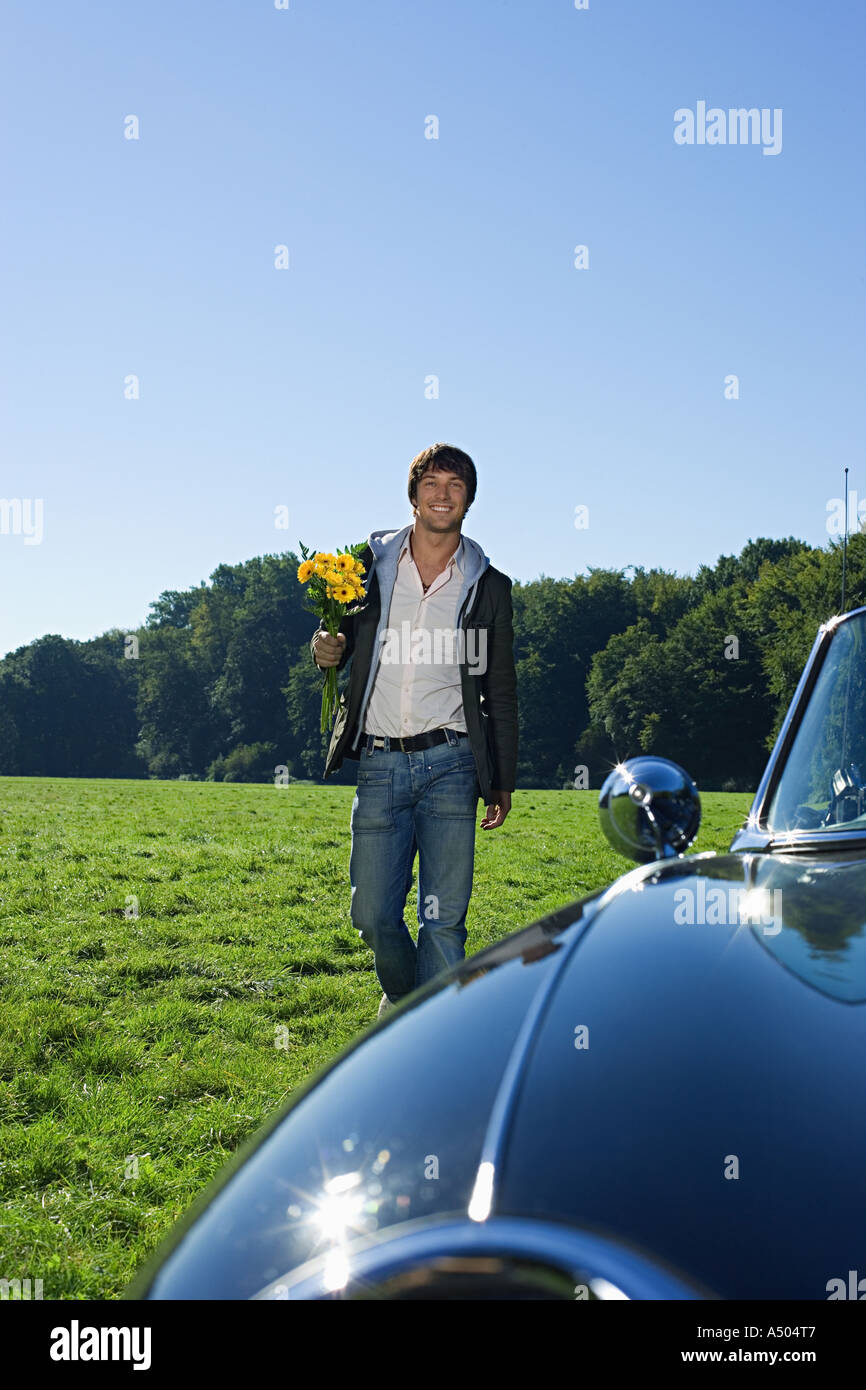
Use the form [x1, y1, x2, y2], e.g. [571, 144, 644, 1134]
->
[129, 607, 866, 1300]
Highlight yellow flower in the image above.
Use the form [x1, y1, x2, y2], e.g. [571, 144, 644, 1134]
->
[324, 569, 342, 587]
[297, 560, 314, 583]
[352, 558, 366, 574]
[325, 586, 335, 600]
[333, 583, 355, 604]
[335, 553, 354, 572]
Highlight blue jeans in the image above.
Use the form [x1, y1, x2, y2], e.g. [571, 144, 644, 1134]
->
[349, 729, 480, 1002]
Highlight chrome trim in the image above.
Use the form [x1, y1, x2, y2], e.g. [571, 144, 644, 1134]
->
[767, 830, 866, 853]
[730, 606, 866, 852]
[252, 1215, 706, 1300]
[729, 827, 866, 854]
[729, 826, 772, 851]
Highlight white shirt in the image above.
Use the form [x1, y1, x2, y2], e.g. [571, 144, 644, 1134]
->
[363, 534, 468, 738]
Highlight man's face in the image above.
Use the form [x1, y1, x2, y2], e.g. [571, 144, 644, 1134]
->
[413, 468, 468, 533]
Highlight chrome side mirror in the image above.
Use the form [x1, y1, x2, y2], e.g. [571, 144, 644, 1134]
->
[598, 757, 701, 864]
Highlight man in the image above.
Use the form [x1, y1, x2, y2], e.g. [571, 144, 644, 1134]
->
[311, 442, 518, 1017]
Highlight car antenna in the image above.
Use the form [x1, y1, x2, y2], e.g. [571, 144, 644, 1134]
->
[841, 465, 849, 612]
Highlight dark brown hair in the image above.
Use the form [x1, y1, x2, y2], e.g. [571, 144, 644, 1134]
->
[407, 443, 477, 513]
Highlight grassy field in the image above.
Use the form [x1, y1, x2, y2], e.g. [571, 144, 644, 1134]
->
[0, 777, 752, 1298]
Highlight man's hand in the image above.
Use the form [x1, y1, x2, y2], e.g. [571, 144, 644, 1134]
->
[481, 791, 511, 829]
[313, 631, 346, 669]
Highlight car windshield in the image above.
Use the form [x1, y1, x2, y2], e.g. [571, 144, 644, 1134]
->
[767, 612, 866, 836]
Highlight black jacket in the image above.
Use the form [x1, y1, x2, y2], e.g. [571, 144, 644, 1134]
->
[310, 534, 518, 804]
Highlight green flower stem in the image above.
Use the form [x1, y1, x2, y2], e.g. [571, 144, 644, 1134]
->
[321, 600, 340, 733]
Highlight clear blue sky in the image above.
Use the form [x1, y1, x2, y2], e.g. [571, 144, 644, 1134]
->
[1, 1, 864, 657]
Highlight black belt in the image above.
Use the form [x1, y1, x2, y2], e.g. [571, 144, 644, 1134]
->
[365, 728, 469, 753]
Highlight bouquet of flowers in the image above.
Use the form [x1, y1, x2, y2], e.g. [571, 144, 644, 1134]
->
[297, 541, 367, 732]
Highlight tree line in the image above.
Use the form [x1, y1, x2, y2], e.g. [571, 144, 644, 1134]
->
[2, 534, 864, 791]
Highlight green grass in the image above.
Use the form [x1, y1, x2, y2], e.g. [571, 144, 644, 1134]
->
[0, 777, 752, 1298]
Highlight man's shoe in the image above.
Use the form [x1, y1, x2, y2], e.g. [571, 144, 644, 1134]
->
[378, 993, 394, 1018]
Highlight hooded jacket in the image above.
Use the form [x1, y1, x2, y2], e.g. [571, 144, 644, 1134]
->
[310, 523, 518, 805]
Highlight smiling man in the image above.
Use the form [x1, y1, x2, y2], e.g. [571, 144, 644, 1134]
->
[311, 443, 518, 1017]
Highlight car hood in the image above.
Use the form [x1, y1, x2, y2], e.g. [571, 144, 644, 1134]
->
[590, 847, 866, 1003]
[131, 850, 866, 1300]
[497, 848, 866, 1300]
